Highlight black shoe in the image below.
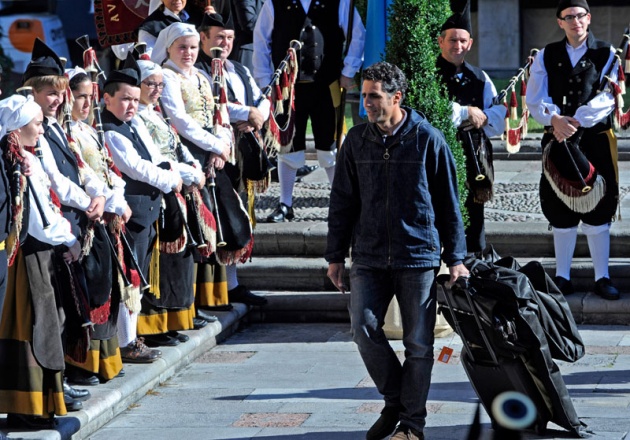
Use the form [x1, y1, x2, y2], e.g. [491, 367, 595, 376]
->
[193, 317, 209, 329]
[366, 405, 402, 440]
[200, 304, 233, 312]
[553, 276, 574, 295]
[228, 285, 268, 306]
[63, 379, 91, 401]
[196, 309, 219, 322]
[266, 203, 294, 223]
[594, 277, 620, 300]
[143, 333, 180, 347]
[296, 164, 318, 177]
[66, 368, 100, 386]
[63, 393, 84, 412]
[6, 413, 57, 429]
[120, 338, 160, 363]
[168, 331, 190, 343]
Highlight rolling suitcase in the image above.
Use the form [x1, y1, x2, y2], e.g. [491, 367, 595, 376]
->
[436, 273, 584, 437]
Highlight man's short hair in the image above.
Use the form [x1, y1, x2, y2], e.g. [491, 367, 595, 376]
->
[363, 62, 408, 103]
[23, 74, 68, 92]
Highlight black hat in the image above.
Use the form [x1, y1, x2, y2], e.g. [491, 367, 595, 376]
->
[440, 1, 472, 37]
[199, 13, 234, 31]
[556, 0, 590, 18]
[132, 42, 150, 61]
[22, 38, 64, 83]
[104, 54, 141, 87]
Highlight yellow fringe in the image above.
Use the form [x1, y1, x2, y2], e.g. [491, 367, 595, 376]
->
[149, 224, 160, 299]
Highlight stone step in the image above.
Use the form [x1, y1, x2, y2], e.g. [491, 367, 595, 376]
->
[239, 256, 630, 293]
[246, 287, 630, 326]
[250, 221, 630, 258]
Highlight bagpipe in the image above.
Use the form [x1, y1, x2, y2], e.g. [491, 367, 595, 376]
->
[495, 48, 539, 154]
[262, 40, 302, 155]
[205, 47, 254, 265]
[606, 27, 630, 130]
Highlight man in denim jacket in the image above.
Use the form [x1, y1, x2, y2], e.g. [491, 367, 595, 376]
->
[325, 62, 468, 440]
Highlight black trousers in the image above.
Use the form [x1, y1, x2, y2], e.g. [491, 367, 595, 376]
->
[292, 81, 337, 152]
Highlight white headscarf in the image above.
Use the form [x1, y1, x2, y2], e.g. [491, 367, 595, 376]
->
[151, 22, 199, 66]
[137, 60, 163, 81]
[0, 94, 41, 139]
[65, 66, 87, 81]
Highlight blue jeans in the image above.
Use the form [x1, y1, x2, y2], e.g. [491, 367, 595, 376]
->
[349, 263, 436, 433]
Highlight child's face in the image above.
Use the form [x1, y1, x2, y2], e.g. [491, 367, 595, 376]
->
[104, 84, 141, 122]
[32, 85, 65, 118]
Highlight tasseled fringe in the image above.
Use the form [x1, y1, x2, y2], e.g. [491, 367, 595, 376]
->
[506, 127, 522, 154]
[6, 173, 25, 267]
[124, 269, 142, 313]
[625, 37, 630, 74]
[90, 298, 111, 325]
[520, 78, 528, 110]
[543, 147, 607, 214]
[81, 224, 95, 259]
[264, 109, 296, 154]
[618, 58, 626, 95]
[281, 70, 290, 100]
[247, 181, 257, 229]
[159, 193, 188, 253]
[191, 188, 217, 253]
[149, 226, 160, 299]
[216, 235, 254, 265]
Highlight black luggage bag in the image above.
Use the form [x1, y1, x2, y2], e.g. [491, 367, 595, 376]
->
[436, 268, 585, 437]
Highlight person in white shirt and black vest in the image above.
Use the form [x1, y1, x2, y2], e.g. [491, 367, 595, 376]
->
[526, 0, 620, 300]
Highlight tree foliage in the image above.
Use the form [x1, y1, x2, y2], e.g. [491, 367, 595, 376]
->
[386, 0, 469, 224]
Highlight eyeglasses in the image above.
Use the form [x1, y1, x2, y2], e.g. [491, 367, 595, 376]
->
[143, 81, 165, 89]
[559, 12, 588, 22]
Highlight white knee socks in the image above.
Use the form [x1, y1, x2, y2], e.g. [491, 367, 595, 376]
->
[553, 226, 578, 280]
[582, 223, 610, 281]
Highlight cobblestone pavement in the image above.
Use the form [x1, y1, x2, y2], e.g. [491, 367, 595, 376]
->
[254, 181, 630, 224]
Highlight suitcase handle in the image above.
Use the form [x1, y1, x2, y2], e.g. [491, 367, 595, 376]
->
[437, 275, 500, 366]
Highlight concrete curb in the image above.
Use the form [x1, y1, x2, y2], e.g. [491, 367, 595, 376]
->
[0, 304, 249, 440]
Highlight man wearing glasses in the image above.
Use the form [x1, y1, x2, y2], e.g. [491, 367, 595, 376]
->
[526, 0, 620, 300]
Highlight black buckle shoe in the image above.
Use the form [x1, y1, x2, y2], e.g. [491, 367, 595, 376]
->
[66, 367, 100, 386]
[296, 164, 318, 177]
[594, 277, 620, 300]
[266, 203, 294, 223]
[553, 276, 574, 295]
[366, 405, 402, 440]
[63, 379, 91, 401]
[143, 333, 180, 347]
[168, 331, 190, 343]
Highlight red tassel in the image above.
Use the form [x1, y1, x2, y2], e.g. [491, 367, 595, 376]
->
[90, 299, 111, 325]
[625, 45, 630, 75]
[129, 269, 141, 288]
[618, 61, 626, 95]
[509, 87, 518, 120]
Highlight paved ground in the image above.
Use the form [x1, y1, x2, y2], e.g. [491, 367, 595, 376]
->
[87, 322, 630, 440]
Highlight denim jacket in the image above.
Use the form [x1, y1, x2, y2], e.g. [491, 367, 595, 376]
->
[325, 107, 466, 269]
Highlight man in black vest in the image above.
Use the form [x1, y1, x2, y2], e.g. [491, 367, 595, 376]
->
[253, 0, 365, 222]
[526, 0, 620, 300]
[436, 5, 504, 257]
[197, 12, 269, 306]
[102, 57, 184, 360]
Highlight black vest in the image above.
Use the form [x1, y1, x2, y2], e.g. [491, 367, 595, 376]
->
[43, 120, 86, 237]
[139, 8, 186, 38]
[436, 55, 486, 109]
[101, 110, 162, 228]
[271, 0, 344, 84]
[543, 33, 612, 130]
[226, 61, 255, 106]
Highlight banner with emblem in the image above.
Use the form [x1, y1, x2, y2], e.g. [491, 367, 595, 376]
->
[94, 0, 150, 48]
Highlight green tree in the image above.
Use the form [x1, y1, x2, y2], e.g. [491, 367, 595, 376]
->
[386, 0, 468, 224]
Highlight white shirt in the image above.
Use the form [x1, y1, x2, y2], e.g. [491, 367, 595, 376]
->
[26, 150, 78, 248]
[105, 117, 180, 194]
[451, 70, 505, 138]
[253, 0, 366, 87]
[40, 118, 111, 210]
[160, 60, 233, 155]
[526, 38, 617, 128]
